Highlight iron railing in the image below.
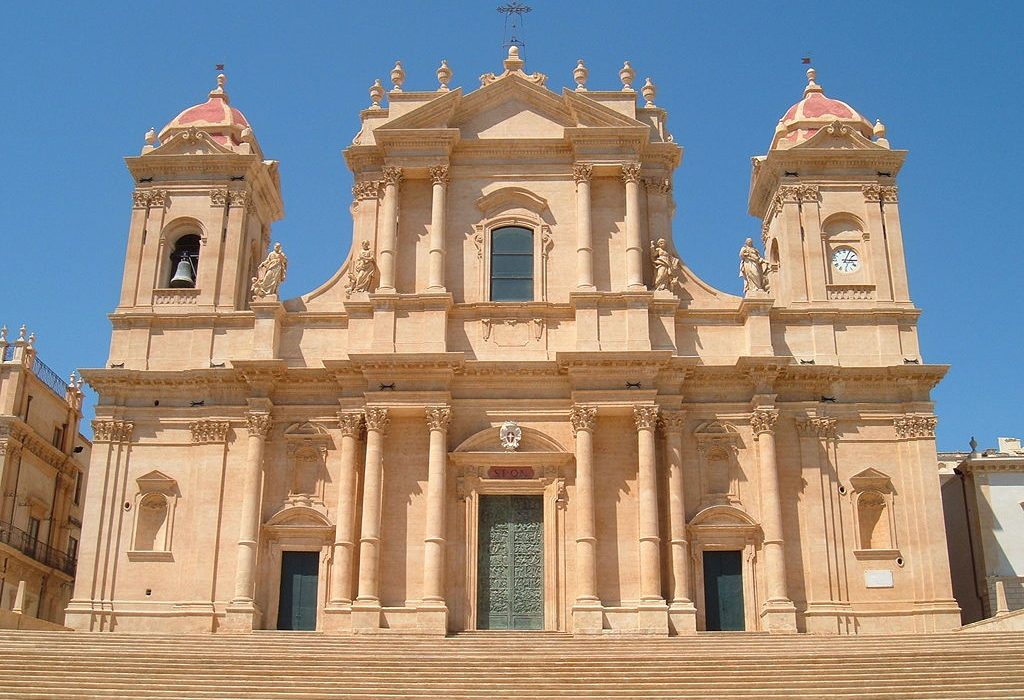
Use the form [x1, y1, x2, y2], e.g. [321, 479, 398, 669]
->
[0, 519, 76, 576]
[0, 346, 11, 362]
[32, 356, 69, 398]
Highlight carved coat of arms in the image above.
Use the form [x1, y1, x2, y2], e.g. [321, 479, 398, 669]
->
[499, 421, 522, 452]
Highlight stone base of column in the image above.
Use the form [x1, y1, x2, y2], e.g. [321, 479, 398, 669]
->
[637, 600, 669, 635]
[320, 603, 353, 633]
[221, 602, 261, 632]
[416, 602, 449, 636]
[571, 602, 604, 635]
[759, 601, 798, 633]
[667, 601, 697, 635]
[351, 600, 382, 632]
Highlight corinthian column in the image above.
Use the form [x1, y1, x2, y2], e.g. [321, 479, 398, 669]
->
[232, 411, 271, 604]
[570, 405, 601, 632]
[751, 407, 797, 632]
[573, 164, 595, 290]
[427, 166, 449, 292]
[622, 163, 644, 289]
[355, 408, 389, 610]
[422, 406, 451, 601]
[377, 167, 402, 293]
[634, 405, 668, 634]
[661, 409, 696, 633]
[329, 411, 363, 606]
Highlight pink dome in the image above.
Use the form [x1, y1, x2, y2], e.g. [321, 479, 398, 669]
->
[771, 69, 872, 150]
[158, 74, 254, 149]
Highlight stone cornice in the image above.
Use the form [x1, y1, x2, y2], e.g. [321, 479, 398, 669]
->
[0, 417, 76, 475]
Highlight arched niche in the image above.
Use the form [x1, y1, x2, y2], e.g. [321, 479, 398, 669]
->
[847, 467, 900, 560]
[128, 470, 179, 562]
[449, 424, 572, 632]
[159, 217, 208, 289]
[687, 504, 762, 632]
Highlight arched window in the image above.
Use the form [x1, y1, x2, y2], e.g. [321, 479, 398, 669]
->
[134, 493, 169, 552]
[168, 234, 201, 288]
[490, 226, 533, 302]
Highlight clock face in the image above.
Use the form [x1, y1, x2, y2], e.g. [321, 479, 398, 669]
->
[832, 247, 860, 273]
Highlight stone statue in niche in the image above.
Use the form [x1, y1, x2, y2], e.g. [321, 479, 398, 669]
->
[250, 242, 288, 300]
[739, 237, 770, 295]
[649, 238, 683, 291]
[345, 240, 377, 296]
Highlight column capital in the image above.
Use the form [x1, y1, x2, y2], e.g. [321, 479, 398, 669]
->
[659, 409, 686, 434]
[795, 416, 837, 440]
[633, 405, 660, 431]
[425, 405, 452, 432]
[245, 412, 272, 438]
[92, 419, 134, 444]
[572, 163, 593, 183]
[570, 405, 597, 436]
[338, 411, 365, 438]
[382, 166, 403, 187]
[644, 177, 672, 195]
[428, 165, 450, 186]
[365, 407, 390, 434]
[750, 408, 779, 436]
[190, 419, 230, 444]
[621, 162, 642, 184]
[352, 180, 383, 201]
[894, 414, 937, 440]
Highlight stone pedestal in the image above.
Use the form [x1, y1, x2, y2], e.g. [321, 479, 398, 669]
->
[251, 299, 284, 360]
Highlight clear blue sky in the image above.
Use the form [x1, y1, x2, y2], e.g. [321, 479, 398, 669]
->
[1, 2, 1020, 451]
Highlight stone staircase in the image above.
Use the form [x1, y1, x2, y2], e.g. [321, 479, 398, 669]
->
[0, 629, 1022, 698]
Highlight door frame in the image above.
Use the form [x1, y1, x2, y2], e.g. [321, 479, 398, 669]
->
[277, 550, 321, 631]
[454, 458, 571, 632]
[260, 505, 335, 631]
[688, 505, 762, 632]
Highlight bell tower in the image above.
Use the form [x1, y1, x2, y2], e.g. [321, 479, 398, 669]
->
[750, 69, 910, 311]
[115, 74, 284, 318]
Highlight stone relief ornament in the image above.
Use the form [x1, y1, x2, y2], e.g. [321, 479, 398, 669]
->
[499, 421, 522, 452]
[750, 408, 779, 435]
[250, 242, 288, 301]
[739, 237, 770, 295]
[425, 406, 452, 432]
[569, 405, 597, 435]
[345, 240, 378, 297]
[245, 412, 272, 438]
[649, 238, 684, 291]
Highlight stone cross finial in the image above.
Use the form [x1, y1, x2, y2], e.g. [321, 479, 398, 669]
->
[619, 61, 635, 92]
[641, 77, 656, 107]
[390, 61, 405, 92]
[369, 79, 385, 109]
[573, 59, 588, 91]
[436, 60, 452, 92]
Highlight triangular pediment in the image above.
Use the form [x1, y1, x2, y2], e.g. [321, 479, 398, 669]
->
[376, 75, 647, 142]
[136, 469, 178, 494]
[794, 121, 886, 151]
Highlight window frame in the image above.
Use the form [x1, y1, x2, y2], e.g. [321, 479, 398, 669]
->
[471, 215, 551, 303]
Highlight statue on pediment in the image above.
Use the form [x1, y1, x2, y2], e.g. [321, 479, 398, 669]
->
[739, 237, 770, 295]
[250, 242, 287, 300]
[650, 238, 683, 291]
[345, 240, 378, 296]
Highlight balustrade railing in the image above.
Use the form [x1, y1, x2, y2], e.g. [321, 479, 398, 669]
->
[0, 519, 76, 576]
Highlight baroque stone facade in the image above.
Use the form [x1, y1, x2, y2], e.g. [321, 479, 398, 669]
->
[68, 53, 960, 636]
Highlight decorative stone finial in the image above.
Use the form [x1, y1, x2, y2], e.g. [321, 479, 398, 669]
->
[390, 61, 405, 92]
[145, 127, 157, 145]
[436, 60, 452, 92]
[210, 73, 229, 102]
[68, 371, 76, 388]
[641, 77, 656, 107]
[804, 67, 822, 96]
[369, 79, 385, 109]
[873, 119, 890, 148]
[573, 59, 588, 91]
[0, 325, 7, 343]
[504, 45, 525, 72]
[619, 61, 635, 92]
[17, 325, 26, 342]
[27, 332, 35, 348]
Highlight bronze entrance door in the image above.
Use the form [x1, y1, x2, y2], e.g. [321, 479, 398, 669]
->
[477, 495, 544, 630]
[703, 550, 745, 631]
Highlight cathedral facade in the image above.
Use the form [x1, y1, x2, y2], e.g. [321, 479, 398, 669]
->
[68, 49, 960, 636]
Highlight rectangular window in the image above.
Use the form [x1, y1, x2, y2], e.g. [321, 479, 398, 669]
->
[67, 536, 79, 562]
[490, 226, 533, 302]
[73, 471, 83, 505]
[52, 425, 65, 450]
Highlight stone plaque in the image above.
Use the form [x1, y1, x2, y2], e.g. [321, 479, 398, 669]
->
[487, 466, 535, 480]
[865, 569, 894, 588]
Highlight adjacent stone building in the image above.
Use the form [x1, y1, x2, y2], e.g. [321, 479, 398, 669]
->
[0, 326, 89, 625]
[69, 50, 960, 636]
[939, 437, 1024, 623]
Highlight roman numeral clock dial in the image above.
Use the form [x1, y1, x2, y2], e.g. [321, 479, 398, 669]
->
[831, 247, 860, 273]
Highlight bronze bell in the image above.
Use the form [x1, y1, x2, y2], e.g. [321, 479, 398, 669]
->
[169, 257, 196, 288]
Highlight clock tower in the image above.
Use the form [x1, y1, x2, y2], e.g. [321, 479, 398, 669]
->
[749, 68, 917, 365]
